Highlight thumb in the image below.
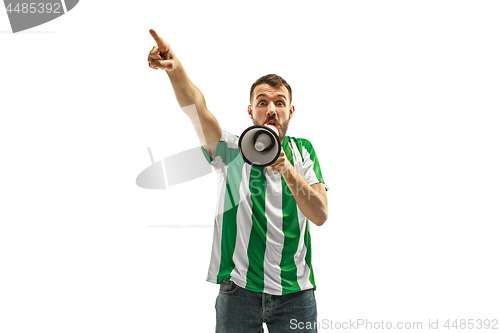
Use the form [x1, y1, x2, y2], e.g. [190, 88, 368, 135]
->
[154, 59, 176, 71]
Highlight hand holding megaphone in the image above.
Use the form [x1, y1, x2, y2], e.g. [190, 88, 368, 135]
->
[267, 147, 292, 175]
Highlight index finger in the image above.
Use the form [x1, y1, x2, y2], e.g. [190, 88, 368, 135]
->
[149, 29, 167, 47]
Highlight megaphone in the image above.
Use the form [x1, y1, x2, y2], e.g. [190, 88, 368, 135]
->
[239, 123, 281, 167]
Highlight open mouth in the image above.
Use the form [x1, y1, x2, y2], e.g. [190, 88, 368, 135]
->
[264, 121, 280, 136]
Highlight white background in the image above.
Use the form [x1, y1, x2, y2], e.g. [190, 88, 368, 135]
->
[1, 1, 499, 332]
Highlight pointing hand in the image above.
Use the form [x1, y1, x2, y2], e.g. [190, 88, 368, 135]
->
[148, 29, 178, 71]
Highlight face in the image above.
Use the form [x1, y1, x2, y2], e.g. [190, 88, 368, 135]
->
[248, 84, 295, 142]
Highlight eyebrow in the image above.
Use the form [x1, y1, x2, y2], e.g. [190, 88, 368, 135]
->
[255, 93, 287, 102]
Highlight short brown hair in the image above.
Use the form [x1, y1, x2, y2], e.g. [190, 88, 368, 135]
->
[250, 74, 292, 104]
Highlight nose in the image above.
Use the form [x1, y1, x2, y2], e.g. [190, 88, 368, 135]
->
[266, 102, 276, 117]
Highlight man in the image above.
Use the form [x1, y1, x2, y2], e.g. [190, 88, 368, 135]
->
[148, 29, 328, 333]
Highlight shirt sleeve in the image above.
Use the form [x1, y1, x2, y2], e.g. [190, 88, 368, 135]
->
[200, 129, 240, 169]
[299, 139, 329, 191]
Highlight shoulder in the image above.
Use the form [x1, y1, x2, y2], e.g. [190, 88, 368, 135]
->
[219, 129, 239, 148]
[286, 136, 316, 152]
[284, 136, 313, 162]
[286, 135, 312, 144]
[286, 136, 322, 164]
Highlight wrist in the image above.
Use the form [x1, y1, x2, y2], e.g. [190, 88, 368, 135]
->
[165, 62, 184, 77]
[281, 163, 296, 181]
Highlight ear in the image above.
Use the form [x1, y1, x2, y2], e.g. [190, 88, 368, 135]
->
[247, 105, 253, 119]
[289, 105, 295, 120]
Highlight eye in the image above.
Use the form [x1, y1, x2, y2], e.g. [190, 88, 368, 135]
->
[277, 101, 284, 106]
[258, 100, 266, 106]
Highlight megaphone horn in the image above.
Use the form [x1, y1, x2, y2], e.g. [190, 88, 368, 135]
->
[238, 123, 281, 167]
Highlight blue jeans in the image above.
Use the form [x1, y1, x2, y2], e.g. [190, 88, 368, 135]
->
[215, 280, 318, 333]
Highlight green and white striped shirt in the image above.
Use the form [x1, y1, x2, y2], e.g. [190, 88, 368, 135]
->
[202, 130, 327, 296]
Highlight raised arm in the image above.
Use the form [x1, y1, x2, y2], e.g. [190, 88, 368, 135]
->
[148, 29, 222, 159]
